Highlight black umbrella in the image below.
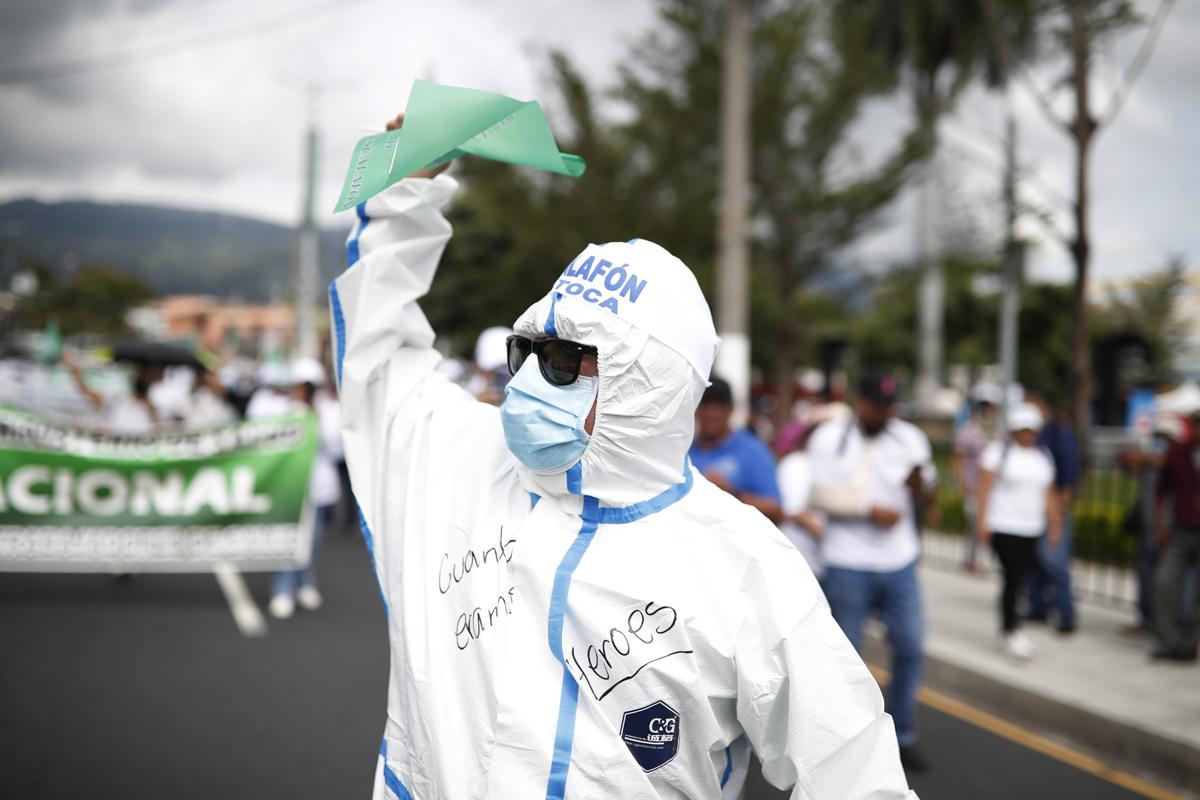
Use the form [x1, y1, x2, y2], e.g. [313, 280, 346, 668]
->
[111, 341, 206, 371]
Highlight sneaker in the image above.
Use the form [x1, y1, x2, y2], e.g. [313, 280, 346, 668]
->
[898, 744, 929, 773]
[269, 594, 295, 619]
[1151, 644, 1198, 663]
[1004, 631, 1034, 660]
[297, 585, 323, 611]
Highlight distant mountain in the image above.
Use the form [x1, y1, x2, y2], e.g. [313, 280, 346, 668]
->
[0, 199, 351, 302]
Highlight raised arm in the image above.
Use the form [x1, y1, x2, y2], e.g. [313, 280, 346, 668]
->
[62, 350, 104, 411]
[330, 118, 485, 573]
[975, 469, 995, 545]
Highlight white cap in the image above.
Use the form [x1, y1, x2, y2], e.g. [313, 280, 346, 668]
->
[289, 357, 326, 385]
[1153, 413, 1184, 440]
[542, 239, 720, 381]
[1008, 403, 1044, 433]
[474, 326, 513, 373]
[971, 382, 1003, 405]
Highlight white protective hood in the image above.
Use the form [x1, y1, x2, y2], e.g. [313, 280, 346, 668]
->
[511, 239, 719, 506]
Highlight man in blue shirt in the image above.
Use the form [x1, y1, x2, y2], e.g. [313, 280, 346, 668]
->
[1027, 392, 1080, 633]
[688, 377, 783, 523]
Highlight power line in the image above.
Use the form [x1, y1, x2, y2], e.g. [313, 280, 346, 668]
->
[1098, 0, 1178, 127]
[942, 127, 1073, 212]
[0, 0, 386, 86]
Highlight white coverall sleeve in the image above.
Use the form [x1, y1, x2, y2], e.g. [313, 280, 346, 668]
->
[331, 175, 485, 579]
[735, 551, 917, 799]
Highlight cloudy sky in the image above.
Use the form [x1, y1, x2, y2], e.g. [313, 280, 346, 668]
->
[0, 0, 1195, 285]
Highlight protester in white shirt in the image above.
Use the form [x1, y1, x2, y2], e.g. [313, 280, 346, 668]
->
[975, 403, 1061, 660]
[63, 350, 160, 435]
[245, 361, 294, 420]
[184, 368, 237, 431]
[806, 374, 935, 773]
[252, 358, 344, 620]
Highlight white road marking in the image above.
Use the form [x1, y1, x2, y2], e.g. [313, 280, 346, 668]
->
[213, 563, 268, 638]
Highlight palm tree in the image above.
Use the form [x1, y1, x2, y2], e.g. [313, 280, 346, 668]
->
[836, 0, 1038, 414]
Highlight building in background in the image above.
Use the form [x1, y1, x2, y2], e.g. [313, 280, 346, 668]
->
[129, 295, 300, 360]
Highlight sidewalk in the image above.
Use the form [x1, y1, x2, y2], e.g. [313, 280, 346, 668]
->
[865, 553, 1200, 793]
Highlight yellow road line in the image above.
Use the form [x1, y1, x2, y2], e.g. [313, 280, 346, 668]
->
[867, 664, 1183, 800]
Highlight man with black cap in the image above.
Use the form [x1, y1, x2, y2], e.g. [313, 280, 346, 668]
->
[805, 372, 935, 771]
[688, 376, 784, 523]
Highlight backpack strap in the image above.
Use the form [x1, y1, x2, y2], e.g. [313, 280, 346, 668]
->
[837, 418, 855, 456]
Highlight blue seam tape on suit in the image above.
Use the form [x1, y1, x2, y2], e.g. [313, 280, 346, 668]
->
[334, 213, 386, 615]
[544, 292, 560, 336]
[596, 465, 693, 525]
[347, 202, 370, 266]
[379, 738, 416, 800]
[542, 468, 694, 798]
[544, 495, 600, 799]
[330, 282, 347, 387]
[566, 462, 582, 495]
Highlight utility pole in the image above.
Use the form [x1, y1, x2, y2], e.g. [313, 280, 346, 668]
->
[715, 0, 752, 425]
[294, 87, 320, 360]
[998, 92, 1024, 428]
[914, 154, 943, 418]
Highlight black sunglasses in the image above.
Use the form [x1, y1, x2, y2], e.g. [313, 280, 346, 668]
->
[506, 335, 598, 386]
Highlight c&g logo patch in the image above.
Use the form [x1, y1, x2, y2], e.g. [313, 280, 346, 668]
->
[620, 700, 679, 771]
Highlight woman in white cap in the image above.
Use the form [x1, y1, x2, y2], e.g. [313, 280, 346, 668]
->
[260, 357, 343, 619]
[975, 403, 1062, 659]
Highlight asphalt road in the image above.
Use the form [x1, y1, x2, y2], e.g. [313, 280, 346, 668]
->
[0, 521, 1157, 800]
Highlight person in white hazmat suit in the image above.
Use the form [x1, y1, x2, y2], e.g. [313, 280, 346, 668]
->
[331, 120, 917, 800]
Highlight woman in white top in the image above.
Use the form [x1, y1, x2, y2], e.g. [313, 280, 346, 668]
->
[254, 358, 344, 620]
[975, 403, 1061, 659]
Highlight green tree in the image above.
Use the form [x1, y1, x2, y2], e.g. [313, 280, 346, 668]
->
[1091, 258, 1189, 385]
[17, 264, 154, 339]
[838, 0, 1041, 412]
[850, 254, 1075, 400]
[751, 3, 921, 422]
[432, 0, 921, 405]
[853, 254, 1001, 370]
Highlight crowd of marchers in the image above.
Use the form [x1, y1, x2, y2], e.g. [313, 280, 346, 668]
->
[459, 340, 1200, 772]
[3, 349, 350, 623]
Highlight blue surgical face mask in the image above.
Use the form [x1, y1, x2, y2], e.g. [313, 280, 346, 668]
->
[500, 355, 597, 474]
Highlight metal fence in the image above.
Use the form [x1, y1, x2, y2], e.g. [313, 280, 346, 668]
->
[924, 427, 1144, 610]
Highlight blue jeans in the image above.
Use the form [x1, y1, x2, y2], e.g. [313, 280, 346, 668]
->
[1028, 515, 1075, 626]
[823, 563, 924, 747]
[272, 504, 332, 599]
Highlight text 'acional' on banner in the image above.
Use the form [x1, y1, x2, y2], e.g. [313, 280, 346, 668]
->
[0, 407, 318, 573]
[333, 79, 586, 213]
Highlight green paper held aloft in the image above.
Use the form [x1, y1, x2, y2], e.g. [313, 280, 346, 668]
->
[333, 80, 586, 212]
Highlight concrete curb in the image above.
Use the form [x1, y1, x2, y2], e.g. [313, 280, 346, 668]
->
[865, 631, 1200, 795]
